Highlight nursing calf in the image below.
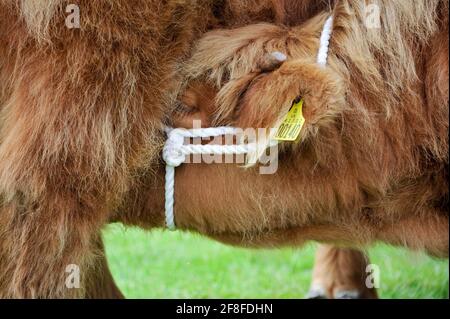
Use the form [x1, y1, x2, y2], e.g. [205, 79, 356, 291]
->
[138, 0, 448, 298]
[0, 0, 447, 298]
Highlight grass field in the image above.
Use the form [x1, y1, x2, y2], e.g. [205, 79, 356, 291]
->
[103, 224, 449, 299]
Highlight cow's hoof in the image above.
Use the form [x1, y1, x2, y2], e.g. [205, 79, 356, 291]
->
[306, 285, 328, 299]
[334, 290, 362, 299]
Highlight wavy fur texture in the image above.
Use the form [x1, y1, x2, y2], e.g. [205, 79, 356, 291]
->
[168, 0, 448, 256]
[0, 0, 218, 298]
[0, 0, 447, 299]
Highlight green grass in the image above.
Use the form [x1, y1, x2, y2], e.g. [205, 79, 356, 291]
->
[103, 224, 449, 299]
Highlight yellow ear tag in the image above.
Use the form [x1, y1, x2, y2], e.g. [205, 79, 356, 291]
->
[275, 98, 306, 141]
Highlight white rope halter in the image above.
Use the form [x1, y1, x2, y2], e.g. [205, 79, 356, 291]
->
[163, 127, 278, 230]
[317, 16, 334, 66]
[162, 16, 334, 230]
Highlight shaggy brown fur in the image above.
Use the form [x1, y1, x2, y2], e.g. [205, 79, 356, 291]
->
[148, 0, 448, 298]
[144, 0, 449, 257]
[1, 0, 447, 299]
[0, 0, 327, 300]
[114, 0, 448, 299]
[0, 0, 223, 298]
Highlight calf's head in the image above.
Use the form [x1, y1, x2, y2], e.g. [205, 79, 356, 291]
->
[139, 8, 448, 255]
[162, 19, 375, 246]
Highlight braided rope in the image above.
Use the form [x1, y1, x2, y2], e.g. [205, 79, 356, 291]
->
[317, 16, 334, 66]
[164, 165, 176, 230]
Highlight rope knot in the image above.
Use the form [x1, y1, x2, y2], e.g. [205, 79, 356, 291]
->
[163, 128, 187, 167]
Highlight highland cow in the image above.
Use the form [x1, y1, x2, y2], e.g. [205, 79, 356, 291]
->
[0, 0, 223, 298]
[0, 0, 338, 300]
[136, 0, 448, 299]
[0, 0, 447, 299]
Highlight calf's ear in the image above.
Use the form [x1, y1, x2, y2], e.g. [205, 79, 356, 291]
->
[223, 59, 347, 136]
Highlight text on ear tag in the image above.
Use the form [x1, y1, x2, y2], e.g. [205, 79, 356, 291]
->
[275, 98, 305, 141]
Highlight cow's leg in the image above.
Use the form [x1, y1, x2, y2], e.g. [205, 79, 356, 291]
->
[85, 235, 124, 299]
[0, 30, 134, 300]
[0, 189, 113, 298]
[307, 245, 378, 299]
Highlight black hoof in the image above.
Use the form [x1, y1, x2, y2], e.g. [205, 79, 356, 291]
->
[307, 287, 328, 299]
[334, 290, 361, 299]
